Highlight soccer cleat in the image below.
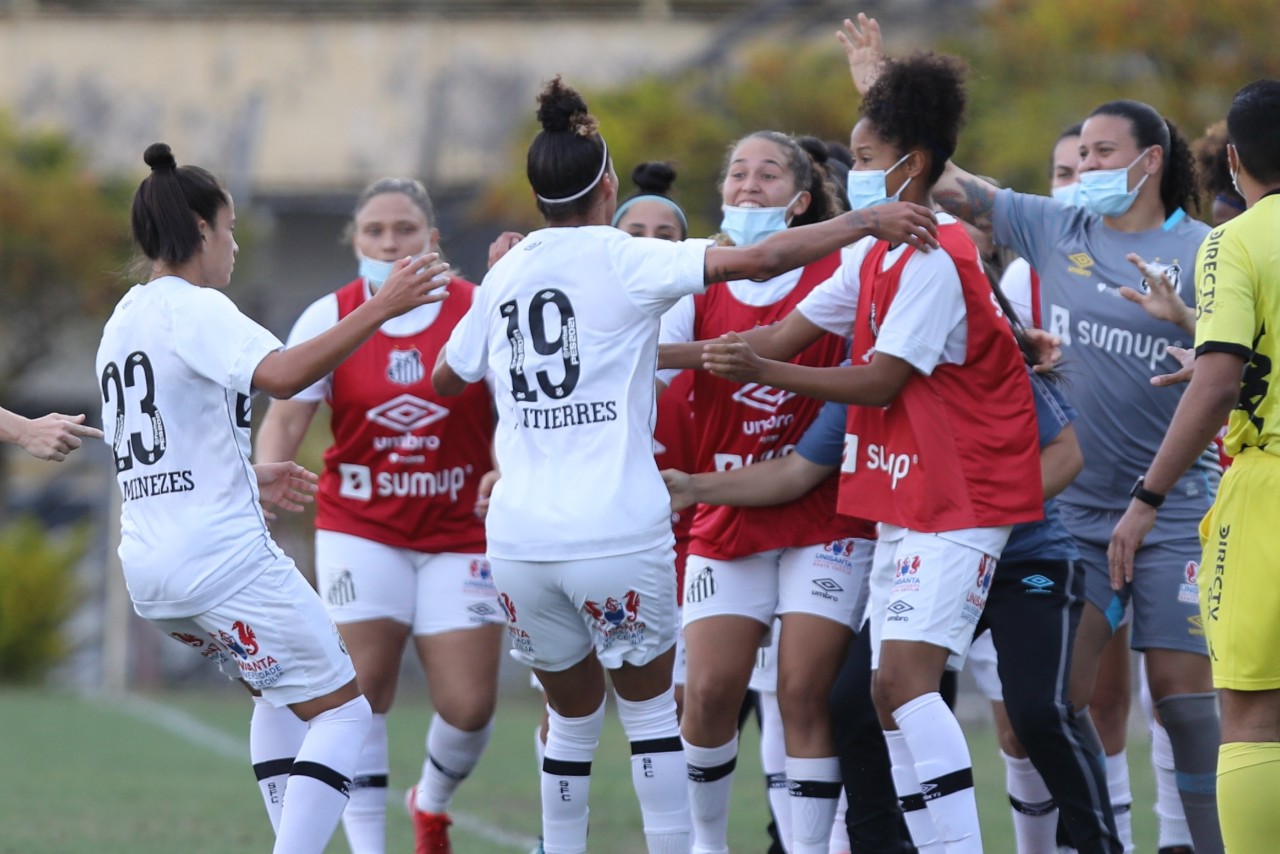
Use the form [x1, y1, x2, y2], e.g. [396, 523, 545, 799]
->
[406, 786, 453, 854]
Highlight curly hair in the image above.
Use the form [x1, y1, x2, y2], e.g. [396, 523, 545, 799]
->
[859, 51, 968, 186]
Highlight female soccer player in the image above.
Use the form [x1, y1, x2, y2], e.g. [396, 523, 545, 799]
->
[680, 51, 1044, 853]
[255, 177, 501, 854]
[839, 16, 1226, 854]
[659, 129, 876, 854]
[97, 143, 449, 854]
[432, 77, 937, 854]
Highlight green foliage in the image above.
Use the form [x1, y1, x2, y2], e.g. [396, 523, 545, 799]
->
[0, 517, 86, 682]
[0, 114, 132, 391]
[477, 0, 1280, 228]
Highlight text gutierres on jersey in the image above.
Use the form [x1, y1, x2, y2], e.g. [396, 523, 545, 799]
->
[517, 399, 619, 430]
[119, 469, 197, 502]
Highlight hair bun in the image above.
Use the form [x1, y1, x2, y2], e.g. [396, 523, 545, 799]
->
[797, 136, 830, 166]
[144, 143, 178, 172]
[631, 161, 676, 195]
[536, 76, 595, 136]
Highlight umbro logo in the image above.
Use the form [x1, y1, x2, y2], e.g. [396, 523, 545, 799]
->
[366, 394, 449, 432]
[887, 600, 914, 615]
[731, 383, 795, 414]
[468, 603, 497, 617]
[813, 578, 844, 593]
[1021, 574, 1055, 594]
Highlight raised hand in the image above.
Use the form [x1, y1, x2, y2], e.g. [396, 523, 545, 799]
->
[702, 331, 768, 383]
[1121, 253, 1196, 335]
[837, 13, 885, 96]
[1151, 346, 1195, 387]
[369, 253, 451, 320]
[254, 461, 319, 522]
[18, 413, 103, 462]
[853, 202, 939, 251]
[488, 232, 525, 270]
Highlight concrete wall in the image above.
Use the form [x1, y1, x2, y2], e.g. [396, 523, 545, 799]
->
[0, 11, 717, 193]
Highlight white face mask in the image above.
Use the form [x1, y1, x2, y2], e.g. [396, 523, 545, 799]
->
[1078, 147, 1153, 217]
[846, 153, 912, 211]
[719, 193, 802, 246]
[1051, 182, 1081, 207]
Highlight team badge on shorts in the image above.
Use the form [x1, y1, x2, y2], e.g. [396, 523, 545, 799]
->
[583, 591, 646, 650]
[1179, 561, 1199, 604]
[962, 554, 996, 625]
[327, 568, 357, 607]
[685, 566, 716, 603]
[893, 555, 922, 593]
[215, 621, 283, 689]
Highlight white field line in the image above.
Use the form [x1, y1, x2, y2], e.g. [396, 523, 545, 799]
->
[114, 693, 538, 852]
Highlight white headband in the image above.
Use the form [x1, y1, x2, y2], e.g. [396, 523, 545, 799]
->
[535, 139, 610, 204]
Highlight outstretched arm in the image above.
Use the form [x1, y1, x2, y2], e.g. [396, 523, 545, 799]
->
[663, 453, 835, 512]
[659, 310, 830, 371]
[0, 409, 103, 462]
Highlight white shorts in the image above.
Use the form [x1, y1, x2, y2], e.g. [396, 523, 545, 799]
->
[868, 530, 1000, 672]
[748, 618, 782, 694]
[672, 614, 687, 687]
[152, 558, 356, 707]
[314, 531, 502, 634]
[682, 538, 874, 630]
[967, 629, 1002, 702]
[490, 542, 678, 673]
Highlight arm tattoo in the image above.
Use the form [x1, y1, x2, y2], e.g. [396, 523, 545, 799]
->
[934, 177, 996, 234]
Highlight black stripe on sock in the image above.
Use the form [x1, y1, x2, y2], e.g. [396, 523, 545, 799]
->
[1009, 795, 1057, 816]
[920, 768, 974, 802]
[253, 758, 294, 781]
[766, 772, 787, 790]
[687, 757, 737, 783]
[290, 761, 352, 797]
[428, 755, 468, 782]
[543, 758, 593, 777]
[899, 793, 927, 813]
[351, 773, 389, 790]
[788, 779, 842, 799]
[630, 736, 683, 756]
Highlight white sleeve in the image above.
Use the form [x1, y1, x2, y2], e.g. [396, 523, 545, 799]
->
[283, 294, 340, 402]
[794, 238, 873, 335]
[171, 288, 283, 395]
[656, 296, 696, 386]
[873, 249, 967, 375]
[999, 257, 1035, 328]
[443, 291, 491, 384]
[615, 237, 712, 316]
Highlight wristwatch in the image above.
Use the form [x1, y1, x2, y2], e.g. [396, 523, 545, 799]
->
[1130, 476, 1166, 509]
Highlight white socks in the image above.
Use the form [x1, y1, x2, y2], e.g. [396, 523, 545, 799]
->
[1003, 751, 1057, 853]
[249, 696, 308, 833]
[617, 687, 691, 854]
[274, 695, 373, 854]
[684, 735, 738, 854]
[759, 690, 793, 850]
[787, 755, 842, 854]
[1105, 751, 1135, 853]
[885, 728, 943, 853]
[415, 714, 494, 814]
[1151, 719, 1193, 849]
[541, 700, 605, 854]
[893, 692, 982, 853]
[342, 712, 388, 854]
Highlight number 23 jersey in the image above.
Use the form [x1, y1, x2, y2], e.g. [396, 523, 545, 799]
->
[97, 276, 286, 619]
[445, 226, 711, 562]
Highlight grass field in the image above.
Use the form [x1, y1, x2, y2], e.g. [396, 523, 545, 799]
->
[0, 686, 1158, 853]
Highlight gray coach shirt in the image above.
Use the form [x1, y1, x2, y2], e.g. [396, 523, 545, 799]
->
[993, 189, 1216, 534]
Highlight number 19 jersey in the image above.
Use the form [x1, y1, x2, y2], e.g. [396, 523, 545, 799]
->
[444, 226, 711, 562]
[97, 276, 285, 619]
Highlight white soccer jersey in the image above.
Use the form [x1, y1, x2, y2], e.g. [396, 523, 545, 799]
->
[96, 276, 285, 619]
[445, 226, 710, 561]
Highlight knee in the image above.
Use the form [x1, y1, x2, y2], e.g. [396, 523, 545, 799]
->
[777, 672, 832, 726]
[437, 700, 496, 733]
[1005, 700, 1067, 756]
[871, 668, 928, 718]
[682, 672, 746, 725]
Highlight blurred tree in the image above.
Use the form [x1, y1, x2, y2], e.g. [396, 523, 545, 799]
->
[0, 114, 131, 396]
[476, 0, 1280, 233]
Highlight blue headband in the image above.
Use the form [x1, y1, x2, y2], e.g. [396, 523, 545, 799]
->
[611, 194, 689, 237]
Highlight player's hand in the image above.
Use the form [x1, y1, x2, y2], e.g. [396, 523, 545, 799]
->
[254, 461, 319, 521]
[660, 468, 697, 513]
[19, 413, 103, 462]
[1151, 346, 1195, 387]
[837, 13, 884, 96]
[1107, 499, 1157, 590]
[702, 331, 767, 383]
[474, 469, 501, 519]
[854, 202, 939, 251]
[1025, 328, 1064, 373]
[488, 232, 524, 270]
[369, 254, 450, 320]
[1121, 253, 1195, 333]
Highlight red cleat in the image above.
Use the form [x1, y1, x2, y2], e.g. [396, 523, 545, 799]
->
[406, 787, 453, 854]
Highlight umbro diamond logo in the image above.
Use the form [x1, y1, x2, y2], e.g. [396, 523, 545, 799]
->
[1020, 574, 1055, 594]
[366, 394, 449, 432]
[812, 578, 844, 593]
[887, 600, 914, 615]
[731, 383, 795, 414]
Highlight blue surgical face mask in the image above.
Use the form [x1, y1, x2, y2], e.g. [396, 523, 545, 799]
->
[719, 193, 802, 246]
[358, 255, 398, 290]
[1078, 148, 1153, 218]
[846, 153, 912, 211]
[1051, 182, 1081, 207]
